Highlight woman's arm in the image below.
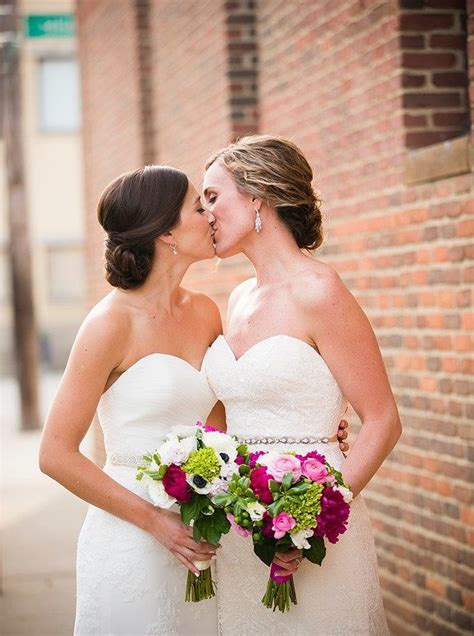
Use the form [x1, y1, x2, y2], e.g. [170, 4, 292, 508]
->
[39, 306, 216, 574]
[309, 270, 402, 498]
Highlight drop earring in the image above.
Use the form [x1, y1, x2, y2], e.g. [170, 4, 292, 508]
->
[255, 209, 262, 233]
[172, 241, 178, 255]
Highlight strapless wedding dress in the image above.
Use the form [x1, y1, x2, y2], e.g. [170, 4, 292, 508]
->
[204, 335, 389, 635]
[74, 353, 219, 635]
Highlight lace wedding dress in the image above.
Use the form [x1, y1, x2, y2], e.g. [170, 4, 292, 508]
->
[204, 335, 389, 635]
[74, 353, 219, 635]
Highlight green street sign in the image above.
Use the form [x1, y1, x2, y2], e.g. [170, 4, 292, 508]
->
[25, 14, 75, 39]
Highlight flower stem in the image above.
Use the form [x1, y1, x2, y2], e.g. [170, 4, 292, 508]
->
[261, 576, 297, 613]
[185, 567, 215, 602]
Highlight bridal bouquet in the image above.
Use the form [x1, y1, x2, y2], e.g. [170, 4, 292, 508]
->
[213, 449, 352, 612]
[136, 423, 241, 602]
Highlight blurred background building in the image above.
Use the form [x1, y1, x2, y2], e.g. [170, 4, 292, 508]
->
[1, 0, 473, 634]
[0, 0, 86, 374]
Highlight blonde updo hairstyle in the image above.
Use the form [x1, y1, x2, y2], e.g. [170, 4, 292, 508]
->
[205, 135, 323, 250]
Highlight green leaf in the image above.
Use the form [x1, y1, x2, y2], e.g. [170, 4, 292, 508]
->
[269, 480, 281, 494]
[135, 473, 143, 481]
[267, 499, 285, 517]
[212, 493, 233, 507]
[303, 535, 326, 565]
[153, 453, 161, 465]
[158, 464, 168, 478]
[143, 454, 152, 462]
[195, 509, 230, 545]
[180, 495, 207, 526]
[282, 472, 293, 491]
[275, 536, 292, 552]
[288, 482, 310, 495]
[193, 523, 202, 543]
[254, 540, 276, 567]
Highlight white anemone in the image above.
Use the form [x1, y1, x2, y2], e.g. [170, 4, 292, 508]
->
[143, 476, 176, 509]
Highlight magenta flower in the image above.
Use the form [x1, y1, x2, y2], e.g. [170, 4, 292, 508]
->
[314, 486, 350, 543]
[272, 512, 296, 539]
[249, 451, 265, 468]
[235, 454, 245, 465]
[162, 464, 192, 503]
[249, 466, 274, 504]
[196, 421, 224, 433]
[296, 449, 326, 464]
[262, 513, 275, 539]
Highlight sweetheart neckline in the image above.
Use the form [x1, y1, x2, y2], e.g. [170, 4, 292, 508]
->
[217, 333, 323, 364]
[102, 350, 208, 397]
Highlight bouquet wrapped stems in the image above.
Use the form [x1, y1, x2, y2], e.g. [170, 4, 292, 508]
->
[185, 561, 214, 602]
[262, 563, 297, 612]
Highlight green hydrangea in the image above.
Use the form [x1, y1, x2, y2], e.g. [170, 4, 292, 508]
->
[283, 483, 324, 532]
[182, 448, 221, 482]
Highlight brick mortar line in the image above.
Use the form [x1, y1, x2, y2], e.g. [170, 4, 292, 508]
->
[381, 588, 470, 632]
[375, 526, 473, 566]
[368, 484, 473, 517]
[378, 555, 469, 600]
[368, 502, 473, 548]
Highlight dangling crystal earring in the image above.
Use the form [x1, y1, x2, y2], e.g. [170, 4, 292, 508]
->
[172, 241, 178, 255]
[255, 209, 262, 233]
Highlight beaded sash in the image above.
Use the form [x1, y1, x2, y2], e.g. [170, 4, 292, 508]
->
[237, 435, 338, 445]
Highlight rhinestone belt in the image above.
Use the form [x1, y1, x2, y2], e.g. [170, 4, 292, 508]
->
[237, 435, 338, 445]
[107, 453, 144, 468]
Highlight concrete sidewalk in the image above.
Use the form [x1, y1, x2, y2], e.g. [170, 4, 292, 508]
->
[1, 374, 93, 635]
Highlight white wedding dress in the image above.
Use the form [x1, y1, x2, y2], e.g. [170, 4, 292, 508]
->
[204, 334, 390, 635]
[74, 353, 219, 636]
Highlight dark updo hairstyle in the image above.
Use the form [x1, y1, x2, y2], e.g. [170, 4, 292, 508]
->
[97, 165, 188, 289]
[205, 135, 323, 250]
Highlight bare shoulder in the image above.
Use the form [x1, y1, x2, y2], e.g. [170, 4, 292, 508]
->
[295, 260, 350, 311]
[72, 292, 132, 365]
[228, 277, 256, 311]
[186, 289, 223, 337]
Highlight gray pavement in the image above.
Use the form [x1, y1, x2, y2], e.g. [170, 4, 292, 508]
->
[1, 373, 93, 635]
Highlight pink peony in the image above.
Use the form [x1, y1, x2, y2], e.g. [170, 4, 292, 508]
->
[265, 454, 302, 483]
[226, 513, 251, 538]
[301, 458, 328, 483]
[272, 512, 296, 539]
[162, 464, 192, 503]
[235, 454, 245, 465]
[249, 466, 274, 504]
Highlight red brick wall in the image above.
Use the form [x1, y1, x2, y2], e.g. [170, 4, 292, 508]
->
[400, 0, 470, 148]
[149, 0, 255, 310]
[77, 0, 145, 303]
[258, 1, 473, 633]
[78, 1, 473, 632]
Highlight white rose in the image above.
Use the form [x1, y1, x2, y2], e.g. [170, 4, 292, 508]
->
[143, 476, 176, 509]
[246, 502, 266, 521]
[290, 528, 314, 550]
[158, 437, 197, 465]
[202, 431, 238, 462]
[335, 485, 353, 503]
